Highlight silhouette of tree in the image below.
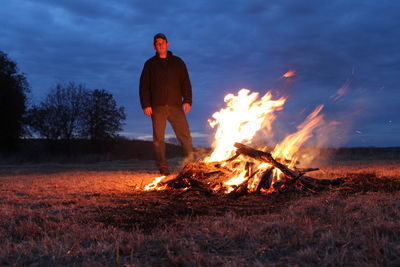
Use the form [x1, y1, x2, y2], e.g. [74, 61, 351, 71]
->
[79, 89, 126, 141]
[27, 82, 87, 140]
[28, 85, 126, 142]
[26, 104, 62, 140]
[0, 51, 29, 149]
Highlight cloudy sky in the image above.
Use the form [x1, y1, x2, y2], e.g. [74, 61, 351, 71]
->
[1, 0, 399, 147]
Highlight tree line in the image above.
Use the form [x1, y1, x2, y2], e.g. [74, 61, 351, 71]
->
[1, 50, 126, 151]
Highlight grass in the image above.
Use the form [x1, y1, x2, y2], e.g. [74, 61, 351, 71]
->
[0, 157, 400, 266]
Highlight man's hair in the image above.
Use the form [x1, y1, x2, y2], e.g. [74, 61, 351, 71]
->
[154, 33, 168, 44]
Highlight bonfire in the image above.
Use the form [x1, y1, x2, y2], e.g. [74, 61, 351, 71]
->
[144, 88, 346, 196]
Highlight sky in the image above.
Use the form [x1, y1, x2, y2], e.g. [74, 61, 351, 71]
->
[1, 0, 399, 147]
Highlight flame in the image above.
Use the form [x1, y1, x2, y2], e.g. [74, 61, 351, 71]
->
[224, 171, 247, 193]
[225, 171, 247, 186]
[205, 89, 285, 162]
[248, 163, 272, 191]
[144, 175, 166, 191]
[272, 105, 324, 168]
[282, 70, 296, 78]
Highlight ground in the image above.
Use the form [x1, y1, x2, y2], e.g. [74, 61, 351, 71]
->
[0, 158, 399, 266]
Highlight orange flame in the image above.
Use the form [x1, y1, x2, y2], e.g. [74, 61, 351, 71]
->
[144, 175, 166, 191]
[205, 89, 285, 162]
[272, 105, 324, 168]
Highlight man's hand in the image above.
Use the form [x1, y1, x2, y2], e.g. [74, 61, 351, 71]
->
[143, 107, 152, 116]
[183, 103, 191, 114]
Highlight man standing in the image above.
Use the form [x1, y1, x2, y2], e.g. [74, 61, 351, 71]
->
[139, 33, 193, 175]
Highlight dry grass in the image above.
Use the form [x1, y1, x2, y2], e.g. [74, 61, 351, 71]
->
[315, 160, 400, 179]
[0, 159, 400, 266]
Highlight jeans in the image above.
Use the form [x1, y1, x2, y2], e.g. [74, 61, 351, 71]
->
[151, 105, 193, 170]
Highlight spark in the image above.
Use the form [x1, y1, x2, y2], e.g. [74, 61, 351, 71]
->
[281, 70, 296, 78]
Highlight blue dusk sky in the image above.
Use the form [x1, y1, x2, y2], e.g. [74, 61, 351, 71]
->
[1, 0, 399, 147]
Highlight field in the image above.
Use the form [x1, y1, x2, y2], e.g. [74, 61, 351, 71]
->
[1, 155, 400, 266]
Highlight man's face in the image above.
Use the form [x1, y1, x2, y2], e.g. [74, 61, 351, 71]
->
[153, 38, 169, 54]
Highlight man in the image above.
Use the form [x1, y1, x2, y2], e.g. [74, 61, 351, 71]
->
[139, 33, 193, 175]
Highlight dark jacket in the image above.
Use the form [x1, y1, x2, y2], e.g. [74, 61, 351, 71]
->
[139, 51, 192, 109]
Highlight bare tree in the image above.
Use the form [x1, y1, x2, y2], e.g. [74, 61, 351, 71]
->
[27, 82, 87, 140]
[79, 89, 126, 141]
[26, 104, 61, 140]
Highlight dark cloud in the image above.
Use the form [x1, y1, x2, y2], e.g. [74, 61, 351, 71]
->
[0, 0, 398, 146]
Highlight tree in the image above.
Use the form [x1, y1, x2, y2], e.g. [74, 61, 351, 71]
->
[26, 104, 62, 140]
[79, 89, 126, 141]
[27, 85, 126, 142]
[0, 51, 29, 149]
[27, 82, 87, 140]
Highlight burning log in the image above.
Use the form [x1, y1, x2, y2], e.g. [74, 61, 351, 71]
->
[157, 161, 231, 192]
[233, 142, 347, 191]
[234, 143, 301, 181]
[256, 167, 274, 191]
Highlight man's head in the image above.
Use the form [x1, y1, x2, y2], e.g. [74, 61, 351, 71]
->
[153, 33, 169, 58]
[154, 33, 167, 44]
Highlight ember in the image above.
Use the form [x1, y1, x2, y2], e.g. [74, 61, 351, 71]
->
[144, 88, 347, 195]
[281, 70, 296, 78]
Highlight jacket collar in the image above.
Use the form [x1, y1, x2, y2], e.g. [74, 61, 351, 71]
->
[155, 50, 173, 59]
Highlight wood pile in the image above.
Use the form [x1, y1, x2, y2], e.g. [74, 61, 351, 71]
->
[158, 143, 347, 196]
